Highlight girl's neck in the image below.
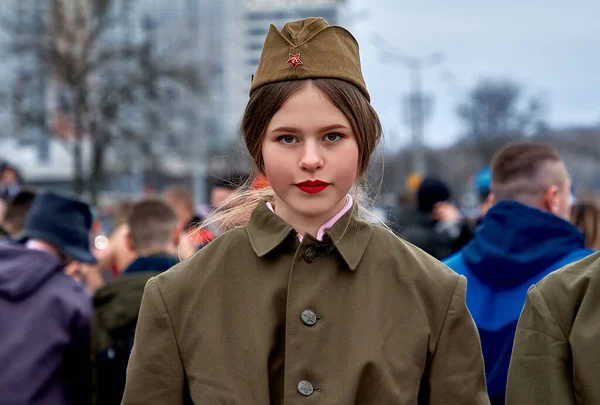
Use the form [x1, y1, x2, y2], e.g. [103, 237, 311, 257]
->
[271, 195, 350, 239]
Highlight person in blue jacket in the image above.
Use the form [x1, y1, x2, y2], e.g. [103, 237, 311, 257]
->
[474, 166, 494, 223]
[444, 141, 593, 405]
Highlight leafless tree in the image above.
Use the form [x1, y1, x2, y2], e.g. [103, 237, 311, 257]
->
[456, 78, 546, 162]
[1, 0, 203, 204]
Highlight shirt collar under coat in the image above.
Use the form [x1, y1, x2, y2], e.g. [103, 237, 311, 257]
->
[245, 200, 374, 271]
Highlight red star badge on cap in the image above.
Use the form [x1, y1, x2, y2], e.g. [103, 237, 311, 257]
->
[286, 53, 303, 69]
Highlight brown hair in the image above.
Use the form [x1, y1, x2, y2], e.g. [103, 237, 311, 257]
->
[3, 189, 36, 236]
[571, 201, 600, 249]
[198, 78, 383, 235]
[162, 185, 195, 213]
[244, 79, 381, 176]
[491, 142, 565, 201]
[128, 199, 178, 251]
[113, 201, 134, 228]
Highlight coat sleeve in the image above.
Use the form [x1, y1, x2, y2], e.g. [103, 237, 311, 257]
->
[506, 285, 574, 405]
[121, 277, 187, 405]
[425, 276, 490, 405]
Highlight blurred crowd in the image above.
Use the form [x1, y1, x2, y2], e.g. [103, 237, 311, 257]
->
[0, 141, 599, 404]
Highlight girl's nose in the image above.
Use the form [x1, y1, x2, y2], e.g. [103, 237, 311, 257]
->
[298, 142, 324, 172]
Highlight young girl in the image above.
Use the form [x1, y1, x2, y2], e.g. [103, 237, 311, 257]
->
[122, 17, 489, 405]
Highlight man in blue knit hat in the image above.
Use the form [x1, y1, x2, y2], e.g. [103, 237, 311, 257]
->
[0, 191, 95, 405]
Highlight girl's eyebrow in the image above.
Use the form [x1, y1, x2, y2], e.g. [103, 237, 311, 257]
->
[271, 124, 349, 133]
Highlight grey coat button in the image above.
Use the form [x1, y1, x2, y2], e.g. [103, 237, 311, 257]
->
[297, 380, 314, 396]
[301, 309, 317, 326]
[304, 247, 316, 263]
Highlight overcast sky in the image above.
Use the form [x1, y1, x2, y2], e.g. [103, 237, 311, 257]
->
[347, 0, 599, 150]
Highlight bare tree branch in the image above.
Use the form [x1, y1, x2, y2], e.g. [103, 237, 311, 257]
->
[456, 78, 547, 162]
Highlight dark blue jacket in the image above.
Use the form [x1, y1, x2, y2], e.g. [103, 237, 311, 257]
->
[122, 254, 179, 275]
[92, 253, 178, 405]
[444, 201, 593, 404]
[0, 242, 92, 405]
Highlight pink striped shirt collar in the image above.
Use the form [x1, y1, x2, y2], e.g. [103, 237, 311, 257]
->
[266, 194, 354, 242]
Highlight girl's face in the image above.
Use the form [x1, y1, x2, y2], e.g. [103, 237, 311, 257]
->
[262, 82, 359, 225]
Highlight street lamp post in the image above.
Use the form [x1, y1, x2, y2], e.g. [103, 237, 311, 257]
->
[372, 34, 444, 175]
[187, 0, 207, 206]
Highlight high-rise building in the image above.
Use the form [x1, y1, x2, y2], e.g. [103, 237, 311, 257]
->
[221, 0, 348, 146]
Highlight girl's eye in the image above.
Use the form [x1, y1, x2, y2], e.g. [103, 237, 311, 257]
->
[278, 135, 297, 144]
[324, 133, 342, 142]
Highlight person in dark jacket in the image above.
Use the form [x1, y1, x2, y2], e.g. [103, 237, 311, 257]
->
[444, 142, 593, 405]
[391, 177, 473, 260]
[92, 199, 179, 405]
[0, 191, 96, 405]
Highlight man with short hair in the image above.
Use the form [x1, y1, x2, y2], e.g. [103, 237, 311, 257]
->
[0, 191, 95, 405]
[444, 142, 593, 405]
[92, 199, 180, 405]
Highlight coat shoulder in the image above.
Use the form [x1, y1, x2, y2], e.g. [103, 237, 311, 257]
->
[367, 225, 467, 348]
[369, 225, 462, 291]
[535, 251, 599, 311]
[153, 227, 250, 297]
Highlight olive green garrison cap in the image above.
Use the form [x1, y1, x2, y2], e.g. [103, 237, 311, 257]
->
[250, 17, 370, 101]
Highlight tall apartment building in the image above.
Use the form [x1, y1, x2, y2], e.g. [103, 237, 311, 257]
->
[221, 0, 348, 146]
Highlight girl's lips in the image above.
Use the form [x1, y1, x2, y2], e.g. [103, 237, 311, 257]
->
[296, 184, 329, 194]
[296, 181, 329, 194]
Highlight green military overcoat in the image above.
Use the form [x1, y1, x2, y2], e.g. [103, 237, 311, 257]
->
[507, 251, 600, 405]
[122, 201, 489, 404]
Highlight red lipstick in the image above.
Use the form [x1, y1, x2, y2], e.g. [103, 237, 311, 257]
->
[296, 180, 329, 194]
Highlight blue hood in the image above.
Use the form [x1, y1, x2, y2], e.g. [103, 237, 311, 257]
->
[444, 201, 591, 401]
[463, 201, 586, 288]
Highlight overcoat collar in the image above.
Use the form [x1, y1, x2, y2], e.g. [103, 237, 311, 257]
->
[245, 201, 373, 271]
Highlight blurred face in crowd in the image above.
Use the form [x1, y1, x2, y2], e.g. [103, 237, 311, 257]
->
[64, 260, 86, 281]
[0, 198, 6, 224]
[1, 168, 18, 185]
[103, 223, 136, 273]
[211, 186, 234, 209]
[162, 189, 195, 231]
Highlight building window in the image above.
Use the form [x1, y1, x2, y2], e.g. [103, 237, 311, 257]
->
[246, 11, 286, 21]
[247, 43, 263, 51]
[246, 9, 337, 26]
[247, 27, 268, 36]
